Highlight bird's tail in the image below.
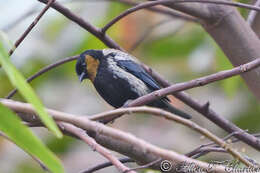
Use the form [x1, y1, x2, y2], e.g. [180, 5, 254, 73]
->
[163, 101, 192, 119]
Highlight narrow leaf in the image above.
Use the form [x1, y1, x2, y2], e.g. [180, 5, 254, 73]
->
[0, 103, 64, 173]
[0, 40, 62, 138]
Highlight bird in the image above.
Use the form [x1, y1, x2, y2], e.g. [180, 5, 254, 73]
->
[75, 49, 191, 119]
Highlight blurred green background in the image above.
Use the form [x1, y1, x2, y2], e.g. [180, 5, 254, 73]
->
[0, 0, 259, 173]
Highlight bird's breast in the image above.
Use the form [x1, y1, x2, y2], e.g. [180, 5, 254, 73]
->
[93, 59, 150, 107]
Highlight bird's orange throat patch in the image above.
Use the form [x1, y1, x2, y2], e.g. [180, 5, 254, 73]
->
[85, 55, 100, 81]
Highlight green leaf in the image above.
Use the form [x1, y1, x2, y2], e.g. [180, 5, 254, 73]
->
[0, 41, 62, 138]
[0, 103, 64, 173]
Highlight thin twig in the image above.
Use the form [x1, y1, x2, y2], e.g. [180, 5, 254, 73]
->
[101, 0, 260, 33]
[36, 0, 260, 152]
[79, 158, 135, 173]
[98, 58, 260, 123]
[129, 19, 175, 52]
[145, 66, 260, 151]
[123, 158, 162, 173]
[0, 100, 253, 167]
[247, 0, 260, 26]
[5, 55, 79, 99]
[130, 58, 260, 106]
[38, 0, 123, 50]
[89, 107, 254, 166]
[9, 0, 56, 56]
[190, 147, 226, 159]
[112, 0, 198, 22]
[2, 6, 38, 32]
[58, 122, 136, 173]
[0, 131, 49, 172]
[185, 130, 248, 158]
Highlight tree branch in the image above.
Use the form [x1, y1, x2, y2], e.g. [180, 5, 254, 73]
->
[129, 19, 179, 52]
[101, 0, 260, 33]
[38, 0, 123, 50]
[0, 99, 254, 167]
[185, 130, 248, 158]
[161, 0, 260, 100]
[58, 122, 136, 173]
[5, 55, 79, 99]
[124, 158, 162, 173]
[9, 0, 56, 56]
[0, 131, 49, 172]
[101, 58, 260, 122]
[79, 157, 134, 173]
[111, 0, 198, 22]
[247, 0, 260, 26]
[0, 99, 228, 172]
[32, 0, 260, 152]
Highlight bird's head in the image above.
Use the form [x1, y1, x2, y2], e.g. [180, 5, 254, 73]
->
[76, 49, 103, 82]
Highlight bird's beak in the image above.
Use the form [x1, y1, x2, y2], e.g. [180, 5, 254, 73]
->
[79, 72, 85, 82]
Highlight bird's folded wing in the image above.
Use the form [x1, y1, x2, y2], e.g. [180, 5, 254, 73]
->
[117, 60, 160, 91]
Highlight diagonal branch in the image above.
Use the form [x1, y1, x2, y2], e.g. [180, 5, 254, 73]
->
[0, 131, 49, 172]
[99, 58, 260, 122]
[131, 58, 260, 106]
[124, 158, 162, 173]
[38, 0, 122, 50]
[9, 0, 56, 56]
[101, 0, 260, 33]
[79, 157, 134, 173]
[34, 0, 260, 152]
[0, 99, 236, 172]
[58, 122, 136, 173]
[112, 0, 198, 22]
[247, 0, 260, 26]
[0, 100, 254, 167]
[5, 55, 79, 99]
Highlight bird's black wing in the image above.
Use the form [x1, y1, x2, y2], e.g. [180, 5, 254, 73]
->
[117, 60, 192, 119]
[117, 60, 160, 90]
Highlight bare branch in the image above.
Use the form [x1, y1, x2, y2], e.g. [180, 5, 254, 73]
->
[5, 55, 79, 99]
[190, 147, 227, 159]
[58, 123, 136, 173]
[1, 99, 229, 172]
[90, 107, 253, 167]
[2, 6, 38, 32]
[0, 100, 254, 167]
[145, 67, 260, 151]
[0, 131, 49, 172]
[247, 0, 260, 26]
[101, 0, 260, 33]
[129, 19, 179, 52]
[79, 158, 134, 173]
[38, 0, 123, 50]
[9, 0, 56, 56]
[124, 158, 162, 173]
[112, 0, 198, 22]
[100, 58, 260, 122]
[185, 130, 249, 158]
[31, 0, 260, 152]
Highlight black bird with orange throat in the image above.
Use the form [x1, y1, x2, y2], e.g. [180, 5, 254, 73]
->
[75, 49, 191, 119]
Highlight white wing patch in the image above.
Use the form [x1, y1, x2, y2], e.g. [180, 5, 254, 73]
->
[102, 49, 139, 62]
[106, 57, 149, 96]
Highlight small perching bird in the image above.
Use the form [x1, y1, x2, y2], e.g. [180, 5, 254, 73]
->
[75, 49, 191, 119]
